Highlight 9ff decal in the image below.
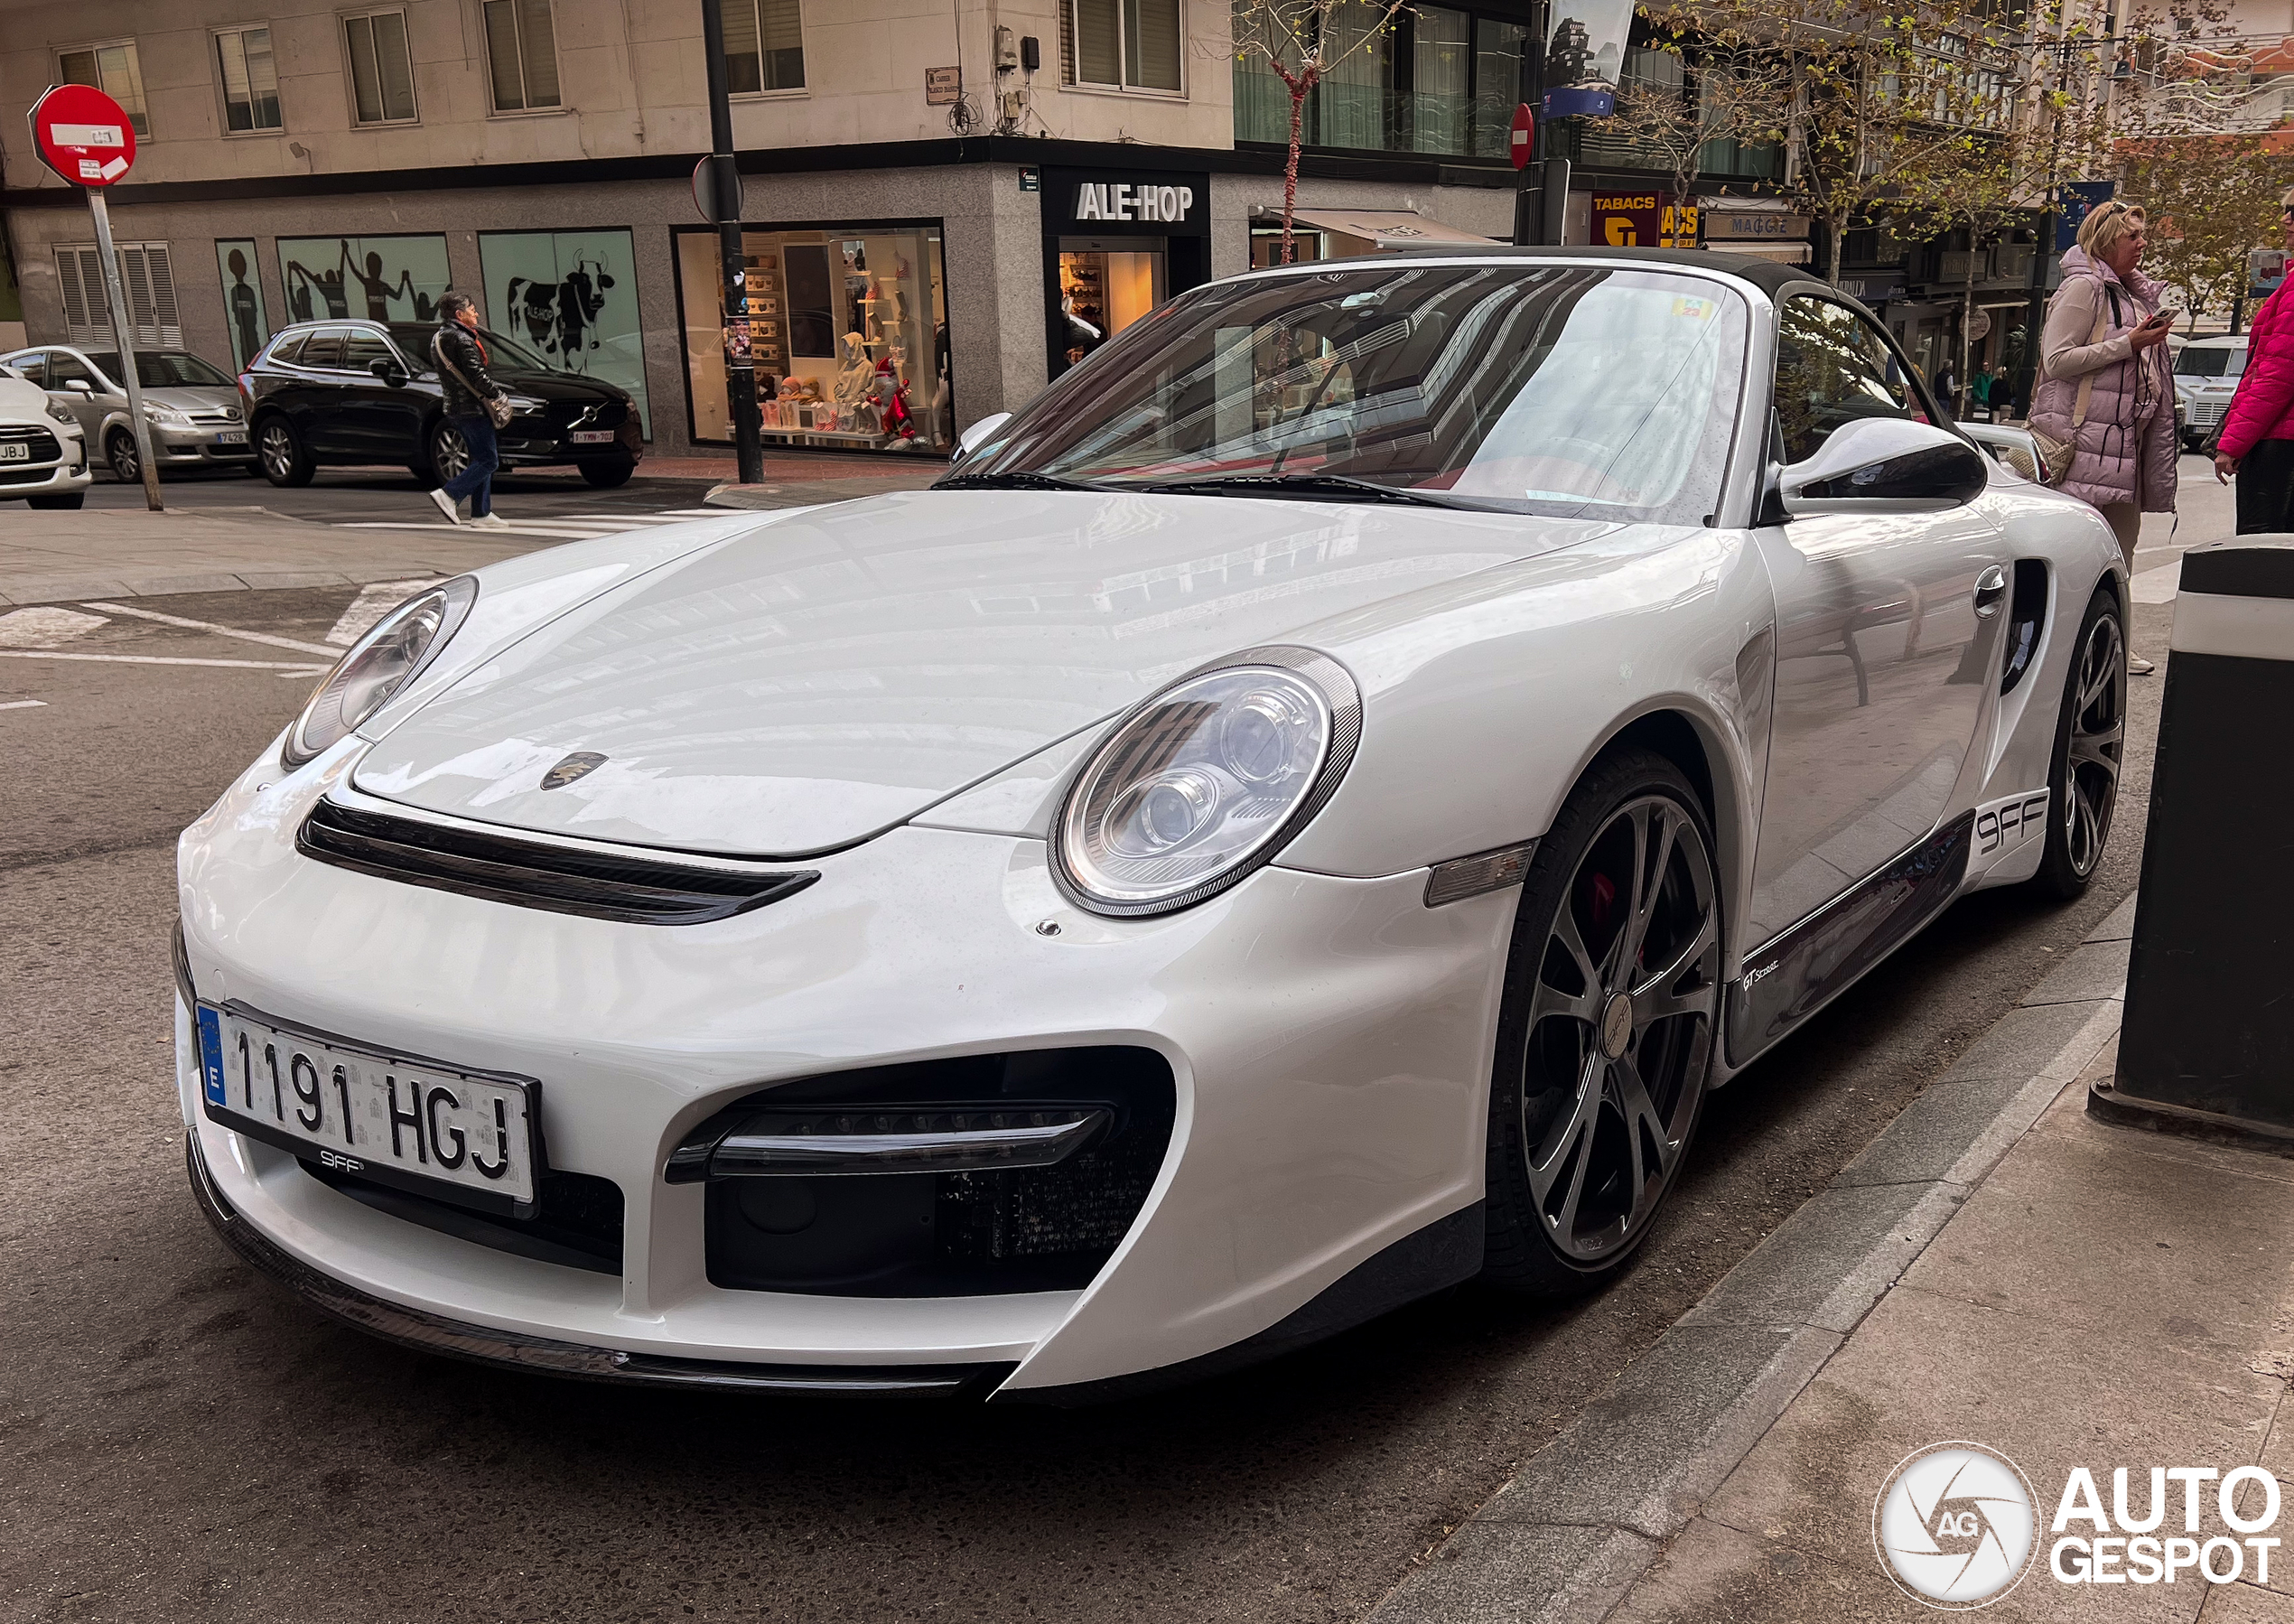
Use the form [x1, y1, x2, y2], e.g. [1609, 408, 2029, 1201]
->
[1976, 791, 2050, 855]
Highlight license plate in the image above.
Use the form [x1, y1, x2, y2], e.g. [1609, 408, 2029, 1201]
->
[213, 429, 247, 444]
[569, 430, 615, 444]
[197, 1004, 540, 1211]
[0, 443, 26, 462]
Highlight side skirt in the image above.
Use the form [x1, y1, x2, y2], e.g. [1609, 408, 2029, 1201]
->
[994, 1201, 1486, 1406]
[1726, 810, 1975, 1070]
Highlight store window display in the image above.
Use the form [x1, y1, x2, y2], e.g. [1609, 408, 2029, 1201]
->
[676, 223, 952, 452]
[1057, 239, 1164, 369]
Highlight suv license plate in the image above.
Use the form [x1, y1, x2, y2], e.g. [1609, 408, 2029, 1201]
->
[196, 1004, 539, 1210]
[570, 430, 616, 444]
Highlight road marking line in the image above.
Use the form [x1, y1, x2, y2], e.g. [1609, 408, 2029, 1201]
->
[662, 508, 735, 516]
[0, 606, 108, 649]
[327, 578, 448, 647]
[81, 601, 339, 657]
[332, 521, 621, 540]
[0, 699, 47, 710]
[0, 651, 329, 672]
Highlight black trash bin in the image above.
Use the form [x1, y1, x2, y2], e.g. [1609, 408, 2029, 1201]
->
[2092, 535, 2294, 1140]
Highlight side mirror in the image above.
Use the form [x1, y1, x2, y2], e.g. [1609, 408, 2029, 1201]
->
[955, 411, 1012, 461]
[1777, 417, 1990, 518]
[370, 357, 407, 388]
[65, 378, 94, 395]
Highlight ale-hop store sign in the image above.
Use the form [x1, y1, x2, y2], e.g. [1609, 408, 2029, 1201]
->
[1043, 169, 1209, 236]
[1872, 1441, 2289, 1610]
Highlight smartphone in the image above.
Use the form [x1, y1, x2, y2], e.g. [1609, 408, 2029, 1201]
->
[2147, 308, 2180, 329]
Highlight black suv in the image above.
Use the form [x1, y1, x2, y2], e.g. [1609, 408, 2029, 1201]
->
[242, 319, 642, 489]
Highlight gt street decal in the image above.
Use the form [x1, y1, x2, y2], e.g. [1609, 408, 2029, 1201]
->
[1977, 789, 2051, 854]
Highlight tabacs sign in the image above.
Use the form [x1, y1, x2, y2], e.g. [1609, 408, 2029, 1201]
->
[1590, 191, 1693, 248]
[1043, 168, 1209, 237]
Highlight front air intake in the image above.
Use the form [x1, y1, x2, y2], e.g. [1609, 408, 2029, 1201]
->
[296, 799, 818, 925]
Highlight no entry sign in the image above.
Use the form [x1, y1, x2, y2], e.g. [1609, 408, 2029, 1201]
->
[1510, 103, 1535, 171]
[28, 83, 136, 187]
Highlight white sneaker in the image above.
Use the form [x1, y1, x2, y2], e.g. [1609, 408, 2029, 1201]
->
[426, 487, 462, 526]
[466, 513, 511, 530]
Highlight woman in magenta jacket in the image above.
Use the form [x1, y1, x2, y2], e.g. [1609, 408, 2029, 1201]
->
[2214, 188, 2294, 533]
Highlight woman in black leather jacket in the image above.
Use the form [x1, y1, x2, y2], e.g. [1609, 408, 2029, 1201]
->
[427, 292, 508, 528]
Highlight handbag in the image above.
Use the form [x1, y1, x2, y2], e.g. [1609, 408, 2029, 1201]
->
[432, 330, 515, 429]
[2029, 287, 2118, 486]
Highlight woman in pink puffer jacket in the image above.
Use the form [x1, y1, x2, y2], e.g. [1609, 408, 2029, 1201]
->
[2210, 187, 2294, 533]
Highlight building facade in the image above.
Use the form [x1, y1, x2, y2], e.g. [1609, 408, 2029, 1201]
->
[0, 0, 1526, 456]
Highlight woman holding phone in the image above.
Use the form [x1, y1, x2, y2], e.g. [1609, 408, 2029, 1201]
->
[2210, 188, 2294, 534]
[2031, 199, 2177, 672]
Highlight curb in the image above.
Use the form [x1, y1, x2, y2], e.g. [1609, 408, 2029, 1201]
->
[1366, 898, 2135, 1624]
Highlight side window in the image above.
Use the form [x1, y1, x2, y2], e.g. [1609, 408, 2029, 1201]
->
[299, 330, 348, 369]
[341, 331, 392, 372]
[48, 353, 98, 391]
[11, 353, 48, 387]
[1773, 296, 1919, 463]
[265, 332, 306, 366]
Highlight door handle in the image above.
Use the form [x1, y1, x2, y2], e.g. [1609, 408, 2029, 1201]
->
[1973, 565, 2008, 617]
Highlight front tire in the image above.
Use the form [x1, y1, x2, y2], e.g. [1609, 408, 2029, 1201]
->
[429, 420, 470, 490]
[578, 456, 636, 489]
[1482, 748, 1723, 1295]
[107, 428, 142, 484]
[2028, 584, 2127, 899]
[256, 418, 313, 487]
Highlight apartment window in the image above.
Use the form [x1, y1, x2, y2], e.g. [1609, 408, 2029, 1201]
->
[483, 0, 562, 111]
[57, 42, 151, 138]
[215, 27, 284, 133]
[723, 0, 806, 93]
[1068, 0, 1181, 91]
[344, 10, 419, 125]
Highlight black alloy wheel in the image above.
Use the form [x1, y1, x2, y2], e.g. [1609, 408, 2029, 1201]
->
[2030, 584, 2127, 899]
[256, 418, 313, 487]
[107, 428, 141, 484]
[1483, 748, 1723, 1293]
[579, 456, 636, 489]
[429, 419, 470, 490]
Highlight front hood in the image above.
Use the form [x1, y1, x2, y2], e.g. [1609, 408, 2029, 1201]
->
[353, 490, 1594, 857]
[145, 386, 238, 413]
[495, 372, 620, 404]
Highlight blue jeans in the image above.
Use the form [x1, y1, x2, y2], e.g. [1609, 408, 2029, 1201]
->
[440, 413, 498, 518]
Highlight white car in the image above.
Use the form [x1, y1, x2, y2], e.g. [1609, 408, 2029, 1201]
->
[176, 249, 2128, 1402]
[2173, 334, 2246, 452]
[0, 362, 92, 509]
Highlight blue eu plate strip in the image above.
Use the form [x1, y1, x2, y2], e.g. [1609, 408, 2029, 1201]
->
[196, 1006, 228, 1107]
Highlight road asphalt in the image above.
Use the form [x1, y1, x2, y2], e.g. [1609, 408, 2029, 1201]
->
[0, 466, 2211, 1621]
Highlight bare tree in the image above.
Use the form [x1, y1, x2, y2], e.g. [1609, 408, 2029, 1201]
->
[1586, 34, 1791, 231]
[1230, 0, 1415, 262]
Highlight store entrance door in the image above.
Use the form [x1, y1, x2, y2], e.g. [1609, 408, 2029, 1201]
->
[1040, 166, 1209, 379]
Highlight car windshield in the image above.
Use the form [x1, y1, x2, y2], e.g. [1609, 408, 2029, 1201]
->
[386, 322, 555, 377]
[84, 351, 235, 389]
[960, 262, 1749, 524]
[2175, 347, 2245, 379]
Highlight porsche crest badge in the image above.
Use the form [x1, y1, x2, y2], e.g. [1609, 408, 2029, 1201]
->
[540, 751, 607, 790]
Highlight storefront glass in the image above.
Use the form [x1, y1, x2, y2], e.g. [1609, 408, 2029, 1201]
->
[676, 223, 951, 452]
[214, 238, 270, 369]
[1058, 237, 1165, 369]
[480, 229, 650, 436]
[277, 235, 449, 324]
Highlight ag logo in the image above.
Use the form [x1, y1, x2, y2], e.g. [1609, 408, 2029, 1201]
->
[1873, 1442, 2038, 1609]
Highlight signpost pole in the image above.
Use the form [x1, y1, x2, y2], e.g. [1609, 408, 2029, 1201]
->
[700, 0, 764, 486]
[86, 190, 162, 512]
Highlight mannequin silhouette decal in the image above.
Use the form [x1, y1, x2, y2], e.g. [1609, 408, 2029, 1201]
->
[224, 248, 263, 366]
[343, 241, 413, 320]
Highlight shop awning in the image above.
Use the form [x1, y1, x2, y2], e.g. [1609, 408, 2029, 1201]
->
[1706, 240, 1813, 265]
[1281, 210, 1503, 248]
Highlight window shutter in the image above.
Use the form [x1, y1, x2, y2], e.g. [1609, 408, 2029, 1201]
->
[53, 243, 182, 347]
[1075, 0, 1120, 84]
[1128, 0, 1181, 89]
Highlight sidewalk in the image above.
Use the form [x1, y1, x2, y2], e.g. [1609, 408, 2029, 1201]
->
[1375, 894, 2294, 1622]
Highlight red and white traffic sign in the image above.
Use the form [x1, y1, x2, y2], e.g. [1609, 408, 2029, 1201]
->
[28, 83, 136, 187]
[1510, 103, 1535, 172]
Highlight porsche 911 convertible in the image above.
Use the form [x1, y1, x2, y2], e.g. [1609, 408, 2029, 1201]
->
[175, 247, 2126, 1401]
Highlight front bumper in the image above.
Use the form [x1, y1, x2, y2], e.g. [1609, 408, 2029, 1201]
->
[153, 425, 254, 463]
[176, 745, 1514, 1396]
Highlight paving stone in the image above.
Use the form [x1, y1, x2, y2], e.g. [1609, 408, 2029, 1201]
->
[1936, 998, 2115, 1086]
[2199, 1582, 2294, 1621]
[1368, 1522, 1655, 1624]
[116, 573, 257, 597]
[1680, 1182, 1961, 1333]
[1603, 1513, 1932, 1624]
[2021, 938, 2132, 1007]
[2089, 891, 2141, 942]
[1832, 1073, 2047, 1188]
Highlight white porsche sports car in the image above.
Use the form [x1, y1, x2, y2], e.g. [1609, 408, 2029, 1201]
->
[177, 248, 2126, 1402]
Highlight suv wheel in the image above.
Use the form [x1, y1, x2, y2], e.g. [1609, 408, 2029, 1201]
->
[256, 418, 314, 487]
[429, 420, 470, 489]
[579, 456, 636, 489]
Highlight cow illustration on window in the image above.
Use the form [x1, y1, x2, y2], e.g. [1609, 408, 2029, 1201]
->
[504, 258, 616, 371]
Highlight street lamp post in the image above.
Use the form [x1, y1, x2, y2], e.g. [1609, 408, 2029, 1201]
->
[700, 0, 766, 486]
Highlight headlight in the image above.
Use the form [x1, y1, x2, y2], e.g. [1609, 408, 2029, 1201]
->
[284, 576, 478, 768]
[44, 402, 75, 425]
[1052, 647, 1360, 916]
[144, 404, 192, 428]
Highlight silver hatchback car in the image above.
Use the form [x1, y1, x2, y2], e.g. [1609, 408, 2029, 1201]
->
[0, 344, 253, 482]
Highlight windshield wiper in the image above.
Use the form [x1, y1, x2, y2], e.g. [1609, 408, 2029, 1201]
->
[1127, 472, 1478, 509]
[933, 470, 1117, 493]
